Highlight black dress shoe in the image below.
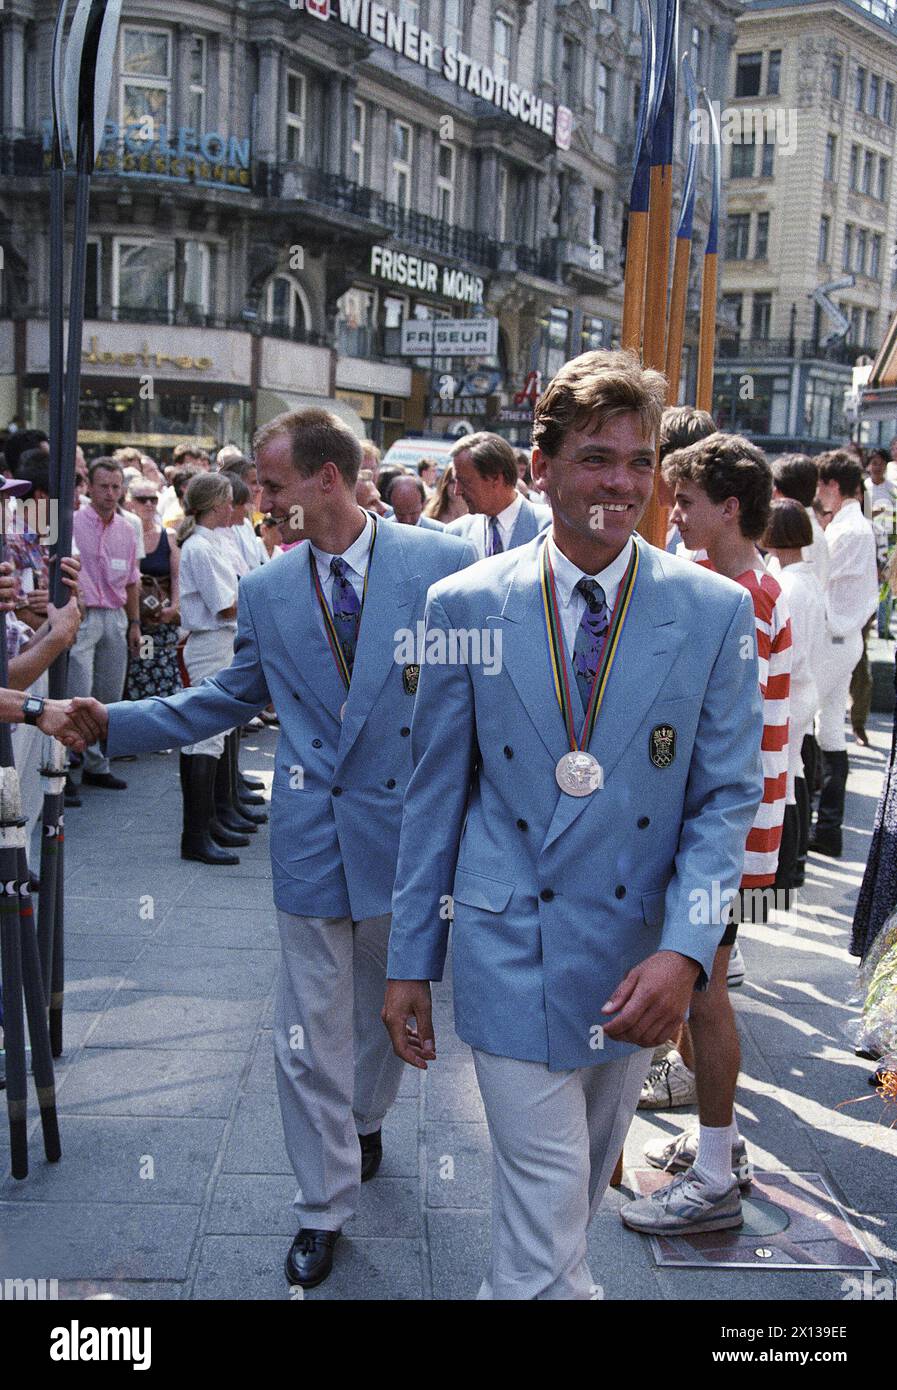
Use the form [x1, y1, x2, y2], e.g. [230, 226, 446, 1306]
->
[359, 1128, 382, 1182]
[284, 1228, 340, 1288]
[808, 834, 841, 858]
[82, 771, 128, 790]
[64, 777, 82, 807]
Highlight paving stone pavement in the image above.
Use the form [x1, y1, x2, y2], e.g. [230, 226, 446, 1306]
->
[1, 721, 894, 1302]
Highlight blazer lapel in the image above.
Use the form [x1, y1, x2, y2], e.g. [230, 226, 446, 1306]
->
[269, 544, 347, 720]
[543, 538, 685, 850]
[337, 522, 418, 762]
[509, 499, 535, 548]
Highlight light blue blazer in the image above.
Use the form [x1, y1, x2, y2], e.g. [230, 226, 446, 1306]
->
[416, 515, 446, 531]
[106, 520, 476, 919]
[445, 496, 551, 553]
[387, 534, 765, 1071]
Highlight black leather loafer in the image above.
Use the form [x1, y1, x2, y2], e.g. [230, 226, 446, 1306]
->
[359, 1129, 382, 1183]
[285, 1228, 340, 1288]
[82, 771, 128, 790]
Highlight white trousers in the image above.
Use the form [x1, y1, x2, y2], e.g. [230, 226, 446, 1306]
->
[816, 629, 863, 751]
[182, 627, 235, 756]
[273, 910, 406, 1231]
[68, 607, 128, 774]
[472, 1046, 652, 1300]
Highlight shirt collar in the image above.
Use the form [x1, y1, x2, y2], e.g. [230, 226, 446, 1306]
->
[495, 491, 523, 532]
[310, 509, 373, 582]
[547, 533, 634, 608]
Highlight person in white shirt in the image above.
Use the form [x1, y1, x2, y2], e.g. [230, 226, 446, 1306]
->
[764, 500, 827, 889]
[445, 432, 551, 557]
[863, 449, 897, 518]
[770, 453, 829, 591]
[886, 435, 897, 486]
[810, 452, 880, 857]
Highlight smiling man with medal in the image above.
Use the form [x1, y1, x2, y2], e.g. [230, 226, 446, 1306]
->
[62, 408, 475, 1292]
[383, 350, 765, 1300]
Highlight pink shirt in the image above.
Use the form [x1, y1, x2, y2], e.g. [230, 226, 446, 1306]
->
[72, 505, 140, 608]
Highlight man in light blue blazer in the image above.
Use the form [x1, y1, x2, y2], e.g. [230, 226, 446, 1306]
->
[385, 473, 446, 530]
[64, 409, 475, 1291]
[445, 432, 551, 556]
[383, 351, 764, 1300]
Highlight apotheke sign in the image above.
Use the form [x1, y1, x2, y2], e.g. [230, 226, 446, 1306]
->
[307, 0, 573, 150]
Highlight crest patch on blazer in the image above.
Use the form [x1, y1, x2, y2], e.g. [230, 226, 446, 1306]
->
[649, 724, 676, 768]
[402, 664, 420, 696]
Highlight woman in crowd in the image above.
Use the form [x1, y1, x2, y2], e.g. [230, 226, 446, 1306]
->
[852, 546, 897, 960]
[125, 477, 183, 701]
[225, 473, 266, 572]
[423, 462, 468, 525]
[764, 499, 827, 890]
[258, 516, 283, 560]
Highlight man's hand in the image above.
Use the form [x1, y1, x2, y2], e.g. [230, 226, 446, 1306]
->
[47, 596, 82, 647]
[127, 620, 141, 656]
[0, 561, 16, 611]
[63, 696, 109, 745]
[26, 587, 50, 617]
[160, 604, 179, 624]
[601, 950, 702, 1048]
[37, 699, 87, 751]
[382, 980, 437, 1070]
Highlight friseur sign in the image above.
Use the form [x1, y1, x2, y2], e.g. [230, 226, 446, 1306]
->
[41, 122, 251, 190]
[307, 0, 573, 151]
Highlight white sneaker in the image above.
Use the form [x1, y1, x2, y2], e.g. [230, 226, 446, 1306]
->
[643, 1128, 754, 1191]
[637, 1050, 697, 1110]
[622, 1170, 743, 1234]
[727, 943, 745, 988]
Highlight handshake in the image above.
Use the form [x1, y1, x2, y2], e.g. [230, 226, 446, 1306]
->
[37, 697, 109, 754]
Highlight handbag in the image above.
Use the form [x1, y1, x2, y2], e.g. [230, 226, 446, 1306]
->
[139, 573, 170, 627]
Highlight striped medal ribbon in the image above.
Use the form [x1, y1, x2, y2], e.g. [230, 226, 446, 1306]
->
[310, 513, 378, 719]
[539, 540, 639, 796]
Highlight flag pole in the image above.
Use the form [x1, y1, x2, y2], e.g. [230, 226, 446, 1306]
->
[696, 87, 722, 413]
[621, 0, 656, 353]
[664, 54, 700, 405]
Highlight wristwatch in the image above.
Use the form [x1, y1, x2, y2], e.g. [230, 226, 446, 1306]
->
[22, 696, 45, 726]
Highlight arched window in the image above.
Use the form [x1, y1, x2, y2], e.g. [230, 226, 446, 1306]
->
[264, 274, 311, 339]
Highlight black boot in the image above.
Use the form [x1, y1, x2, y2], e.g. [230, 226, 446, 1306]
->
[809, 749, 848, 857]
[214, 737, 259, 834]
[239, 771, 264, 791]
[180, 754, 240, 865]
[229, 730, 268, 825]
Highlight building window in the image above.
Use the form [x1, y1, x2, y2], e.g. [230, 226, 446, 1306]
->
[843, 224, 853, 271]
[760, 139, 775, 177]
[735, 52, 762, 98]
[593, 0, 613, 10]
[690, 26, 703, 80]
[731, 141, 754, 179]
[871, 233, 882, 280]
[187, 35, 206, 132]
[497, 165, 508, 243]
[592, 188, 604, 247]
[392, 120, 413, 208]
[855, 66, 866, 112]
[856, 228, 868, 274]
[182, 240, 210, 319]
[632, 0, 642, 33]
[632, 80, 641, 124]
[494, 12, 513, 84]
[545, 306, 570, 378]
[443, 0, 464, 52]
[722, 293, 743, 333]
[113, 238, 174, 320]
[878, 156, 889, 200]
[866, 309, 877, 345]
[849, 144, 859, 189]
[581, 316, 606, 351]
[266, 275, 309, 337]
[436, 142, 454, 223]
[868, 72, 880, 117]
[397, 0, 419, 24]
[824, 133, 837, 181]
[725, 213, 750, 260]
[561, 36, 576, 108]
[85, 241, 101, 319]
[755, 212, 769, 260]
[884, 81, 895, 125]
[751, 293, 772, 340]
[767, 50, 781, 96]
[831, 56, 842, 100]
[336, 286, 376, 356]
[286, 71, 306, 162]
[351, 100, 365, 185]
[119, 26, 171, 131]
[595, 62, 609, 133]
[863, 149, 875, 194]
[849, 305, 863, 343]
[818, 215, 830, 263]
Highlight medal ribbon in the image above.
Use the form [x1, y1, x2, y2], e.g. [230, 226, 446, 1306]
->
[310, 513, 378, 690]
[539, 540, 639, 752]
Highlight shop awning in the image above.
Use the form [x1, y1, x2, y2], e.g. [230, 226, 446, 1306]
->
[859, 310, 897, 418]
[255, 390, 367, 440]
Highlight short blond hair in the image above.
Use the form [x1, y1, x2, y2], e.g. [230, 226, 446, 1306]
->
[253, 408, 363, 488]
[533, 349, 666, 457]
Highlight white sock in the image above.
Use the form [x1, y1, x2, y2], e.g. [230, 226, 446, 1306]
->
[692, 1121, 738, 1195]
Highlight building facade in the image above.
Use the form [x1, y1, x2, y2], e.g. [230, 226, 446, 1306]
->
[1, 0, 737, 457]
[716, 0, 897, 450]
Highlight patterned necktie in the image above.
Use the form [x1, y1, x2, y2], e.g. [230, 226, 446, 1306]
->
[572, 578, 610, 713]
[330, 556, 361, 677]
[489, 517, 503, 556]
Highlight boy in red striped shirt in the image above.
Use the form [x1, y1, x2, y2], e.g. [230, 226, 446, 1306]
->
[623, 432, 791, 1237]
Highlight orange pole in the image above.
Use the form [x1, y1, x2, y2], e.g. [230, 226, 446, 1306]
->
[665, 235, 692, 404]
[641, 163, 673, 373]
[696, 251, 718, 413]
[621, 210, 650, 353]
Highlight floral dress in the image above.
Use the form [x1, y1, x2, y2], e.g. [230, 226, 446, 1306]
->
[125, 529, 183, 700]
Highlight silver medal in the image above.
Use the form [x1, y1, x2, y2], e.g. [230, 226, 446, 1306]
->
[555, 751, 603, 797]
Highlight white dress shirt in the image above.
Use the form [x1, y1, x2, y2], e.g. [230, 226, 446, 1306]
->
[309, 510, 374, 620]
[481, 492, 524, 556]
[804, 507, 830, 591]
[823, 499, 879, 638]
[547, 534, 634, 658]
[773, 560, 826, 787]
[178, 524, 238, 632]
